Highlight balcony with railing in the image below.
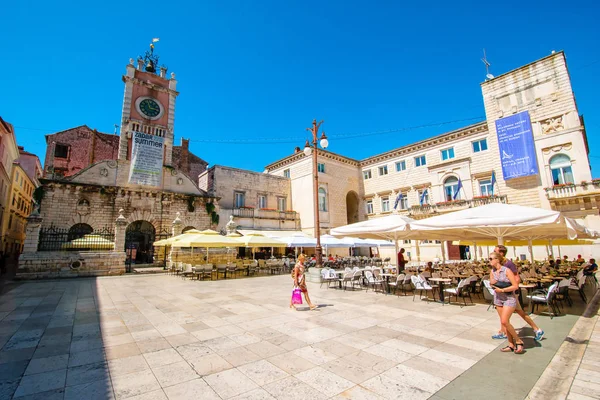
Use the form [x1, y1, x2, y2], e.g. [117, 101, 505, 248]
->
[231, 208, 298, 220]
[545, 181, 600, 200]
[224, 207, 300, 231]
[406, 195, 508, 218]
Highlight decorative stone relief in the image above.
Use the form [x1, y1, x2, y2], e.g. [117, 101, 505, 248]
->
[107, 160, 118, 168]
[542, 143, 572, 155]
[541, 116, 564, 134]
[177, 177, 183, 185]
[100, 168, 109, 177]
[76, 199, 91, 216]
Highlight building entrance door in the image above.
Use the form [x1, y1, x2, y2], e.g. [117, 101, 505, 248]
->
[125, 221, 156, 271]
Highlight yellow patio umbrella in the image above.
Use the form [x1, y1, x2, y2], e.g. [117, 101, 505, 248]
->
[234, 234, 287, 260]
[171, 230, 242, 248]
[153, 229, 203, 246]
[234, 234, 287, 248]
[169, 229, 244, 265]
[62, 234, 115, 250]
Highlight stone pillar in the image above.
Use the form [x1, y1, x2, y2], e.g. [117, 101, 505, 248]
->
[114, 209, 127, 252]
[172, 212, 182, 236]
[169, 212, 182, 262]
[22, 211, 43, 254]
[226, 215, 236, 236]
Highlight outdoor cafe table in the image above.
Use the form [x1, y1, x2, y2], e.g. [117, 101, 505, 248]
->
[518, 283, 537, 308]
[428, 277, 452, 303]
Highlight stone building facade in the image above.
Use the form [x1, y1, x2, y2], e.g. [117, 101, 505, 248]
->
[0, 117, 19, 240]
[264, 51, 599, 261]
[199, 165, 299, 232]
[18, 47, 218, 278]
[3, 163, 36, 256]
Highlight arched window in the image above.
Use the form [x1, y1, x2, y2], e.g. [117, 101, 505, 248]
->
[444, 176, 460, 201]
[182, 226, 196, 233]
[318, 187, 327, 211]
[550, 154, 574, 185]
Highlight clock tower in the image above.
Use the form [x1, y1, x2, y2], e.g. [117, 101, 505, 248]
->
[118, 42, 178, 166]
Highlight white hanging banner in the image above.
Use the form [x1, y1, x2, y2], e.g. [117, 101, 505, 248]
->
[128, 131, 164, 187]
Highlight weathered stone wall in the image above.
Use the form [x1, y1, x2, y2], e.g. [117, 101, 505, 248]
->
[43, 127, 207, 185]
[17, 251, 126, 279]
[39, 182, 217, 243]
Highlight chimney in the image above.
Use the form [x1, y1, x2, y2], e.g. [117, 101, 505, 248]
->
[160, 67, 167, 78]
[137, 58, 144, 70]
[180, 138, 190, 173]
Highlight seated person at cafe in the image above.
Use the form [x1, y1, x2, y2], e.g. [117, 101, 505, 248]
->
[555, 258, 562, 266]
[583, 259, 598, 276]
[425, 262, 434, 273]
[328, 254, 335, 261]
[577, 254, 586, 265]
[548, 259, 555, 268]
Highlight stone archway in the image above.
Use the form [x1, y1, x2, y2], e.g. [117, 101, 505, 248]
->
[346, 191, 360, 224]
[182, 226, 196, 233]
[125, 220, 156, 267]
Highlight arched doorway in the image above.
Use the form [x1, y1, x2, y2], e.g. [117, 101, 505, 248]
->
[346, 191, 360, 224]
[182, 226, 196, 233]
[125, 221, 156, 268]
[68, 223, 93, 241]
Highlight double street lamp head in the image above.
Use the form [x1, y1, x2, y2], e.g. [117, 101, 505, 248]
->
[303, 132, 328, 156]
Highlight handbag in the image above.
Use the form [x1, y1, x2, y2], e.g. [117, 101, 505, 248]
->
[492, 281, 511, 289]
[292, 287, 303, 305]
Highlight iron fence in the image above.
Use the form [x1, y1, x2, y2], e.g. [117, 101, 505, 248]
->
[38, 225, 115, 252]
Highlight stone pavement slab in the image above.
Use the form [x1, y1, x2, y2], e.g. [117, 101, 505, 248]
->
[0, 274, 595, 399]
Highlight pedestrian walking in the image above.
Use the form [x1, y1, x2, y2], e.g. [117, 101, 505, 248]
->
[290, 254, 318, 310]
[491, 245, 544, 341]
[489, 251, 525, 354]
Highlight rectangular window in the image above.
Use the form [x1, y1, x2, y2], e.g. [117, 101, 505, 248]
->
[399, 195, 408, 210]
[54, 144, 69, 158]
[378, 165, 388, 176]
[363, 169, 372, 180]
[441, 148, 455, 161]
[15, 171, 19, 183]
[277, 197, 287, 211]
[283, 169, 290, 178]
[415, 155, 426, 167]
[479, 179, 493, 196]
[366, 200, 373, 215]
[395, 161, 406, 172]
[234, 191, 245, 208]
[317, 163, 326, 173]
[258, 194, 267, 209]
[381, 196, 390, 212]
[472, 138, 488, 153]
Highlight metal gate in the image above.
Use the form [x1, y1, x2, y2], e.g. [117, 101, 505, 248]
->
[125, 221, 156, 272]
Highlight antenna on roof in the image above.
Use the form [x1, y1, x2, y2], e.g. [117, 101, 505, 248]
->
[114, 124, 119, 135]
[482, 49, 494, 80]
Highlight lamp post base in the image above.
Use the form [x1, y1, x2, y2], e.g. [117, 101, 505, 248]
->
[307, 266, 324, 283]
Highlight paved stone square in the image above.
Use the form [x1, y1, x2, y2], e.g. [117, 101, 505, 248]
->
[0, 274, 590, 399]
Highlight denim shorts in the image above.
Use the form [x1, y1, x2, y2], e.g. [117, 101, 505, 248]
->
[494, 292, 517, 308]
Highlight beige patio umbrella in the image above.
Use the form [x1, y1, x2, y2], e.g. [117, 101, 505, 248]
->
[234, 234, 287, 259]
[62, 234, 115, 250]
[170, 229, 244, 264]
[153, 229, 203, 246]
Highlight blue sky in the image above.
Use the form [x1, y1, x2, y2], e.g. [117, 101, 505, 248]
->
[2, 1, 599, 174]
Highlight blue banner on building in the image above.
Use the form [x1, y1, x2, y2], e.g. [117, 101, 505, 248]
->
[495, 111, 539, 180]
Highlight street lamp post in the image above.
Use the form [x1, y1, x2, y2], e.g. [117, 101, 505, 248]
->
[303, 119, 328, 269]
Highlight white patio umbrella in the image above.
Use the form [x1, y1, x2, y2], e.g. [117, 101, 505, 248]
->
[410, 203, 596, 260]
[330, 213, 417, 263]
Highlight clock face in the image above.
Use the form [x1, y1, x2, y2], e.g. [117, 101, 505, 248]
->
[139, 98, 161, 118]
